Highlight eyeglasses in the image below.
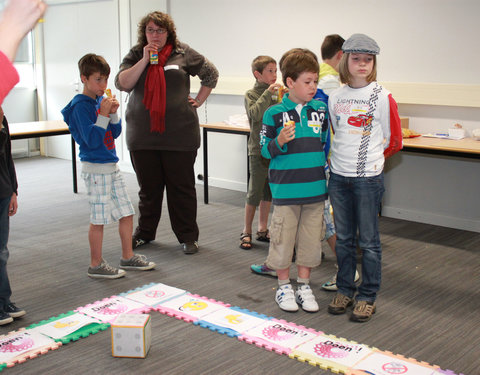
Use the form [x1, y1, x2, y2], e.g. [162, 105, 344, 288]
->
[146, 28, 167, 35]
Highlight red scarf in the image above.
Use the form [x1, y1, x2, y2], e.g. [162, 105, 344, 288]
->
[143, 43, 173, 133]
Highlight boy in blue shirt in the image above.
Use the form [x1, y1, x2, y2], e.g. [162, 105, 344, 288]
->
[261, 48, 328, 312]
[62, 54, 155, 279]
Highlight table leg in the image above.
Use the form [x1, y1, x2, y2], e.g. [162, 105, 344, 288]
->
[71, 136, 77, 193]
[203, 127, 209, 204]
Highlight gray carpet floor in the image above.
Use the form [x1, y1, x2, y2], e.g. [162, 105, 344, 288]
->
[2, 156, 479, 375]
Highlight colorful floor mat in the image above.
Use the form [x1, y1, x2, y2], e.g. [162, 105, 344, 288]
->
[0, 282, 464, 374]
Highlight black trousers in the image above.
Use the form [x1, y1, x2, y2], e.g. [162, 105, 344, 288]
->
[130, 149, 199, 244]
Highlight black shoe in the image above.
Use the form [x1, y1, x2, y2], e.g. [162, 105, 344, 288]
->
[132, 236, 150, 249]
[5, 303, 26, 318]
[182, 241, 199, 254]
[0, 311, 13, 325]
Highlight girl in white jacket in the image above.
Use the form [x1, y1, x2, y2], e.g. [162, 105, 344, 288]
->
[326, 34, 402, 323]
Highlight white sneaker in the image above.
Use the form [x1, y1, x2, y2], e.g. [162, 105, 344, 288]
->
[295, 284, 319, 312]
[321, 269, 360, 291]
[275, 284, 299, 312]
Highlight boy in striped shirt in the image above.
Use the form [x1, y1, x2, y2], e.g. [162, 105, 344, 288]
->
[260, 48, 328, 313]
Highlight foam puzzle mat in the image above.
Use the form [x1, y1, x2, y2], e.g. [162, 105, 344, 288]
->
[194, 306, 272, 338]
[0, 329, 62, 369]
[27, 311, 110, 344]
[0, 282, 465, 374]
[239, 319, 321, 356]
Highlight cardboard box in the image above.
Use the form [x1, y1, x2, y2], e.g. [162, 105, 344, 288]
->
[111, 314, 151, 358]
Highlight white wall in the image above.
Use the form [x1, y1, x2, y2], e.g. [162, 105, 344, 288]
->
[29, 0, 479, 231]
[39, 0, 167, 171]
[3, 32, 38, 156]
[172, 0, 480, 84]
[40, 0, 121, 160]
[170, 0, 480, 232]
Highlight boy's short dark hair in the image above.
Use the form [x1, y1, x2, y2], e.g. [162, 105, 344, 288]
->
[279, 48, 319, 86]
[251, 55, 276, 76]
[78, 53, 110, 78]
[321, 34, 345, 60]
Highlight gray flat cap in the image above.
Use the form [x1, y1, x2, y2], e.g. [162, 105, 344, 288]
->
[342, 34, 380, 55]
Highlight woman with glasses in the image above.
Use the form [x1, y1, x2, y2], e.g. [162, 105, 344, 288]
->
[115, 11, 218, 255]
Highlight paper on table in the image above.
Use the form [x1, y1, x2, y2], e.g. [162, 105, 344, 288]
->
[225, 113, 249, 127]
[422, 133, 451, 139]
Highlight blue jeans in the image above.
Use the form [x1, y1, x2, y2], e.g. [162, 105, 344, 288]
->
[0, 196, 12, 311]
[329, 172, 385, 302]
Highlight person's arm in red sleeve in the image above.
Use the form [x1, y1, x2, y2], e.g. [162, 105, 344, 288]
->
[0, 52, 19, 104]
[383, 94, 403, 158]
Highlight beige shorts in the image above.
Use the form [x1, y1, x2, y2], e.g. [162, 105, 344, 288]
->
[266, 202, 324, 270]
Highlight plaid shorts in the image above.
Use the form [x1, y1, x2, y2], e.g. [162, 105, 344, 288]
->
[82, 169, 135, 225]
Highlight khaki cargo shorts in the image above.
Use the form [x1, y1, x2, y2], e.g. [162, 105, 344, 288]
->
[266, 202, 324, 270]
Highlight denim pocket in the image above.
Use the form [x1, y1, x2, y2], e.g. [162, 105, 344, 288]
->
[365, 174, 385, 196]
[270, 216, 284, 245]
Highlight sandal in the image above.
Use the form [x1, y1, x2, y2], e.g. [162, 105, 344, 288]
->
[239, 233, 252, 250]
[256, 230, 270, 242]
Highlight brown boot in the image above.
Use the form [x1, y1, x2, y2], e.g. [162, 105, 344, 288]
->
[350, 300, 376, 322]
[327, 293, 353, 315]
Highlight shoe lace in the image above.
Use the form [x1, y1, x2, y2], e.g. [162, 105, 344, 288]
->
[355, 301, 374, 313]
[6, 302, 19, 311]
[130, 254, 147, 264]
[335, 294, 351, 307]
[298, 286, 316, 302]
[278, 286, 295, 302]
[101, 262, 117, 273]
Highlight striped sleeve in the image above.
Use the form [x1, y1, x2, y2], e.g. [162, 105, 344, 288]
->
[260, 108, 286, 159]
